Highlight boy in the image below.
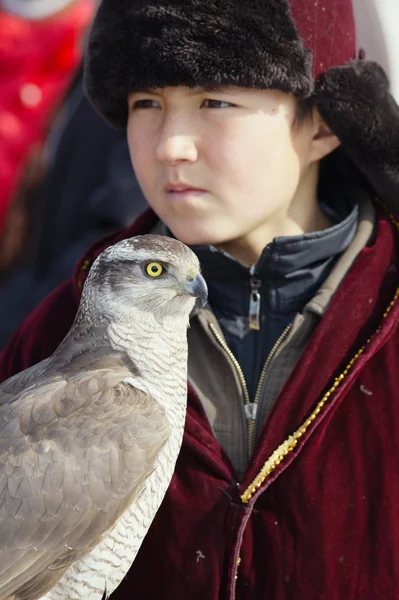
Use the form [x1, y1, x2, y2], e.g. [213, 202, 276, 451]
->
[1, 0, 399, 598]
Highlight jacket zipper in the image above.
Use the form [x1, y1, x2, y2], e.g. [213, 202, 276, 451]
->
[240, 285, 399, 506]
[208, 322, 292, 459]
[249, 265, 261, 331]
[248, 323, 292, 453]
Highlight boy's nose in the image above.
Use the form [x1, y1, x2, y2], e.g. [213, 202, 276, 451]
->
[155, 118, 198, 165]
[156, 134, 198, 165]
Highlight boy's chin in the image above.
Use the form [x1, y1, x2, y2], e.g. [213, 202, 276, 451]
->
[166, 218, 240, 248]
[169, 227, 224, 248]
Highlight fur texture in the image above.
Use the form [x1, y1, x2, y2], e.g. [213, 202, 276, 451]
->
[314, 60, 399, 212]
[85, 0, 313, 128]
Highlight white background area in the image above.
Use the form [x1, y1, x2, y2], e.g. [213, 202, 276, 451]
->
[353, 0, 399, 101]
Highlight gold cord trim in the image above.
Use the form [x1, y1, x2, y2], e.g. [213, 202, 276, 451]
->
[241, 208, 399, 504]
[235, 557, 241, 580]
[77, 259, 92, 291]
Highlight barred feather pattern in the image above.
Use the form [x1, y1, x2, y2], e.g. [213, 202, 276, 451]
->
[41, 320, 188, 600]
[42, 434, 184, 600]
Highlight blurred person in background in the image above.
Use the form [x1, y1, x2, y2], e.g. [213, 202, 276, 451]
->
[0, 0, 95, 274]
[0, 0, 147, 346]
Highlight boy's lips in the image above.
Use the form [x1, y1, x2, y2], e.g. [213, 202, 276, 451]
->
[164, 183, 206, 194]
[164, 183, 208, 203]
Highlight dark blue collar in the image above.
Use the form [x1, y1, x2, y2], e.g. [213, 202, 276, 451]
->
[191, 189, 359, 316]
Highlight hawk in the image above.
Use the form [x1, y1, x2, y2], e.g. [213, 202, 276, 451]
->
[0, 234, 207, 600]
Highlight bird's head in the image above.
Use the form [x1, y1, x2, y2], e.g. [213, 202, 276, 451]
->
[82, 235, 207, 327]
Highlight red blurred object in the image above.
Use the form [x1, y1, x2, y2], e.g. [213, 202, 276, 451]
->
[0, 0, 95, 235]
[289, 0, 356, 78]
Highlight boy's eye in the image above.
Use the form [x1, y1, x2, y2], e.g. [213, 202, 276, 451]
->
[201, 99, 234, 109]
[131, 99, 160, 110]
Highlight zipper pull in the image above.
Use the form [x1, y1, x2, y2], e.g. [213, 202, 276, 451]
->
[249, 265, 261, 331]
[245, 403, 258, 420]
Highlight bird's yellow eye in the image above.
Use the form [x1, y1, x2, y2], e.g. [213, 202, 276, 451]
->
[145, 262, 165, 277]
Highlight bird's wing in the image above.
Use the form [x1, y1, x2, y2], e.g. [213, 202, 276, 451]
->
[0, 367, 171, 599]
[0, 358, 53, 405]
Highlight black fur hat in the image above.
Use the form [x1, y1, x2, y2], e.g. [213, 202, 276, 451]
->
[85, 0, 399, 210]
[85, 0, 315, 128]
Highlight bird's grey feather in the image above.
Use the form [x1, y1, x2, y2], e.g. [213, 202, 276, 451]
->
[0, 360, 52, 407]
[0, 353, 170, 599]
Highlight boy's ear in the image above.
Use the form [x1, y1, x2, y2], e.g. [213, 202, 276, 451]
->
[309, 107, 341, 163]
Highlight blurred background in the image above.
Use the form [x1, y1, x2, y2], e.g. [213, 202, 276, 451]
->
[0, 0, 397, 348]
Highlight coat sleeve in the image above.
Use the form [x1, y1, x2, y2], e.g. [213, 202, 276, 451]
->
[0, 279, 79, 382]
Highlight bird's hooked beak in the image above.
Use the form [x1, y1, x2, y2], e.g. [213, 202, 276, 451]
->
[184, 272, 208, 306]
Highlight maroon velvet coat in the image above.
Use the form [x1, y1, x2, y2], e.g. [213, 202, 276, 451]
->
[1, 206, 399, 600]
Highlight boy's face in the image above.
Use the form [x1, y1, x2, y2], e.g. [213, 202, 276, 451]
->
[127, 86, 331, 263]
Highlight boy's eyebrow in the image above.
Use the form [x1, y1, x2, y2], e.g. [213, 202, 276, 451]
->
[129, 85, 238, 95]
[189, 85, 237, 95]
[129, 87, 159, 95]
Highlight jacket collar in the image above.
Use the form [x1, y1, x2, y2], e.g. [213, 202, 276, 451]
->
[191, 188, 359, 316]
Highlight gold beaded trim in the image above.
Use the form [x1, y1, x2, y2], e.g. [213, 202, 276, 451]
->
[77, 259, 92, 291]
[241, 207, 399, 504]
[235, 557, 241, 580]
